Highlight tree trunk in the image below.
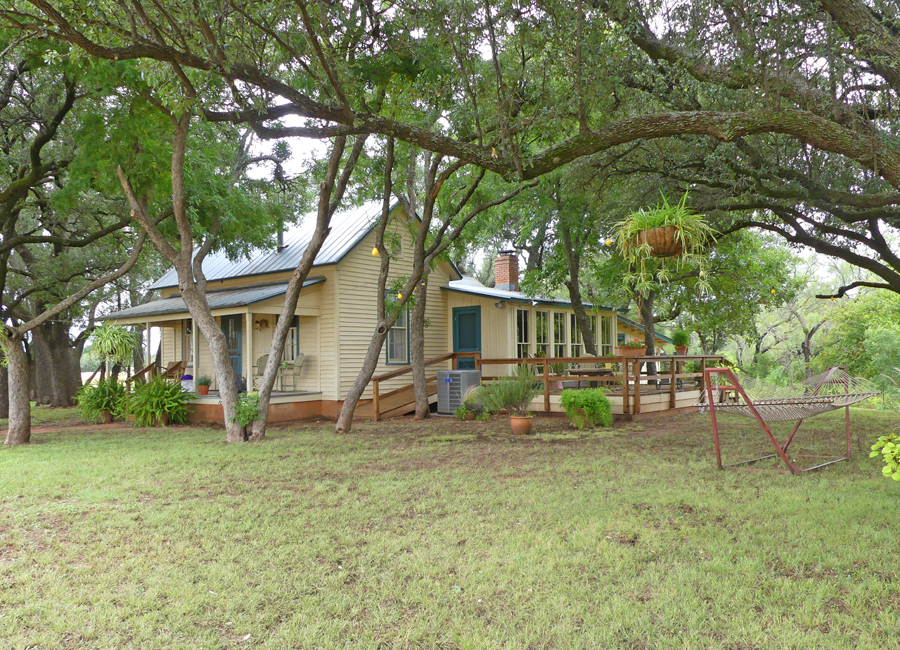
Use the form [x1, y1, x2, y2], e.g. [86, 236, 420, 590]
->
[335, 320, 395, 433]
[31, 321, 53, 405]
[5, 336, 31, 445]
[0, 359, 8, 419]
[561, 223, 597, 355]
[410, 278, 430, 419]
[180, 287, 242, 442]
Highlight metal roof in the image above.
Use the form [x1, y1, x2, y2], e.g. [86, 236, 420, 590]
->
[150, 201, 389, 290]
[617, 315, 674, 344]
[442, 277, 621, 312]
[103, 278, 324, 321]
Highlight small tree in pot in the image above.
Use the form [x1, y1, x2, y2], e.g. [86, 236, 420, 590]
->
[672, 330, 691, 354]
[196, 375, 212, 395]
[480, 367, 541, 435]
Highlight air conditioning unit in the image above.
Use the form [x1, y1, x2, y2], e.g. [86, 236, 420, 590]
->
[437, 369, 482, 414]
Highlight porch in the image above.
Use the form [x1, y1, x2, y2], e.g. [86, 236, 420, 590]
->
[370, 352, 727, 421]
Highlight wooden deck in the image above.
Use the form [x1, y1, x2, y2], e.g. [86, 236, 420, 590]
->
[370, 352, 726, 420]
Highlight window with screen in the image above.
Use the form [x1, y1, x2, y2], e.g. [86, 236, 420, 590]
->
[553, 312, 567, 358]
[516, 309, 530, 359]
[535, 311, 549, 358]
[570, 313, 583, 358]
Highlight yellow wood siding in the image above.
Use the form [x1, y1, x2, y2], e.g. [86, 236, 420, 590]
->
[335, 216, 453, 399]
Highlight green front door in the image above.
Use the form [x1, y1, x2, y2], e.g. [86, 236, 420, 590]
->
[221, 315, 243, 380]
[453, 306, 481, 369]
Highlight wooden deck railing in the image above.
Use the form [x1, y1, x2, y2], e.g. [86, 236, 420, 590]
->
[371, 351, 480, 420]
[370, 352, 726, 420]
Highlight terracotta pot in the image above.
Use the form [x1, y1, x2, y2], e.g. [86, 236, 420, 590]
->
[638, 226, 683, 257]
[198, 385, 209, 396]
[510, 415, 533, 435]
[101, 409, 114, 424]
[615, 346, 647, 358]
[675, 345, 689, 355]
[153, 412, 170, 427]
[463, 412, 475, 421]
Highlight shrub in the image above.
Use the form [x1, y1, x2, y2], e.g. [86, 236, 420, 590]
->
[560, 389, 613, 429]
[871, 432, 900, 480]
[129, 376, 191, 427]
[231, 392, 261, 430]
[196, 375, 213, 387]
[672, 330, 691, 347]
[480, 367, 541, 416]
[77, 378, 126, 422]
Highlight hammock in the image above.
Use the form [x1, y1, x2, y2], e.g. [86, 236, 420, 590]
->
[695, 367, 879, 475]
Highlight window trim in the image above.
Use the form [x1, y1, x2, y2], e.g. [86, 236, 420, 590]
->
[385, 301, 410, 365]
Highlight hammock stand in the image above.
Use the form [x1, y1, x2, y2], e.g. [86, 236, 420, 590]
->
[698, 367, 878, 475]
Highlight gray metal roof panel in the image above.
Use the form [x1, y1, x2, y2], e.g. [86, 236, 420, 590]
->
[150, 201, 386, 290]
[104, 278, 324, 320]
[442, 279, 621, 313]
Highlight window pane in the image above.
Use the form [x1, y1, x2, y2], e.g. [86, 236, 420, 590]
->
[553, 313, 567, 358]
[516, 309, 530, 359]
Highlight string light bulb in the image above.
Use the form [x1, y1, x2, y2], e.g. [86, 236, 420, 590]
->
[372, 247, 379, 256]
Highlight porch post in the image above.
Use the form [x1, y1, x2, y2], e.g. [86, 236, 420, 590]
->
[192, 318, 199, 381]
[246, 311, 254, 389]
[145, 321, 151, 367]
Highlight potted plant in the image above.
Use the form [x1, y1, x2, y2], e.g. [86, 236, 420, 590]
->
[672, 330, 691, 355]
[196, 375, 212, 396]
[615, 339, 647, 357]
[615, 191, 717, 260]
[480, 367, 541, 435]
[129, 376, 191, 427]
[77, 378, 126, 423]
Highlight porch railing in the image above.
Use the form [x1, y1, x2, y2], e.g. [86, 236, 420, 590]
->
[370, 352, 725, 420]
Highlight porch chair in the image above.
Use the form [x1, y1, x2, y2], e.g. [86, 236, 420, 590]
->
[162, 360, 186, 379]
[253, 354, 269, 390]
[280, 353, 305, 392]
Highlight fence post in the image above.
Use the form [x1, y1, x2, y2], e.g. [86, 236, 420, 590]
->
[543, 358, 550, 412]
[474, 351, 481, 371]
[669, 358, 677, 408]
[622, 358, 630, 415]
[633, 359, 641, 414]
[373, 379, 380, 422]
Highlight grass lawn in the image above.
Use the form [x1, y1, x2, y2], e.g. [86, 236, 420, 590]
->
[1, 409, 899, 649]
[0, 403, 91, 430]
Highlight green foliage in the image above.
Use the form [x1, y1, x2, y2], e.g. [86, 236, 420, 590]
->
[619, 339, 646, 348]
[480, 367, 541, 417]
[90, 324, 137, 365]
[195, 375, 213, 387]
[560, 389, 613, 429]
[231, 392, 261, 429]
[77, 379, 126, 422]
[455, 386, 490, 420]
[129, 376, 191, 427]
[870, 432, 900, 481]
[672, 330, 691, 347]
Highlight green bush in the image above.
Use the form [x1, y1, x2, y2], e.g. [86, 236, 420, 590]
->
[129, 376, 191, 427]
[231, 391, 261, 429]
[672, 330, 690, 347]
[77, 378, 126, 422]
[560, 389, 613, 429]
[196, 375, 213, 387]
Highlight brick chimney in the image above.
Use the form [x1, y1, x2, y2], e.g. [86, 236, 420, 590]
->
[495, 250, 519, 292]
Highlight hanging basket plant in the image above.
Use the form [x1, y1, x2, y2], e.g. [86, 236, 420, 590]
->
[613, 191, 718, 295]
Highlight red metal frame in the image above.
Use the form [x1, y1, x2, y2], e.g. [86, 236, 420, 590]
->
[704, 367, 851, 476]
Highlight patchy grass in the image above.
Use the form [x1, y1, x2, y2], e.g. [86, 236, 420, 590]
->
[0, 404, 90, 430]
[1, 409, 899, 649]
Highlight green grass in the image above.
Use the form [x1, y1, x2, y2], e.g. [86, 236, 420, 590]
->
[2, 410, 899, 649]
[0, 404, 91, 430]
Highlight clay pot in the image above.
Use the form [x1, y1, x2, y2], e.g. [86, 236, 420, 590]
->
[675, 345, 689, 355]
[101, 409, 114, 424]
[198, 385, 209, 396]
[153, 412, 170, 427]
[615, 346, 647, 358]
[638, 226, 683, 257]
[510, 415, 533, 435]
[464, 413, 475, 421]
